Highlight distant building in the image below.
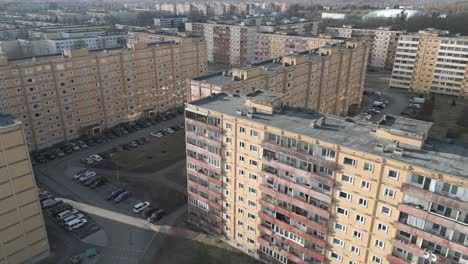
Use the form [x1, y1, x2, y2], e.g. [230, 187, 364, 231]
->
[362, 9, 429, 20]
[154, 17, 188, 28]
[321, 12, 348, 20]
[390, 30, 468, 97]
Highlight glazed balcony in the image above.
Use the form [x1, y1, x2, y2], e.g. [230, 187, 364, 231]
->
[262, 168, 331, 204]
[259, 198, 328, 233]
[188, 179, 222, 200]
[188, 192, 222, 212]
[189, 213, 222, 235]
[260, 184, 329, 220]
[185, 118, 221, 134]
[259, 211, 326, 249]
[188, 169, 222, 188]
[188, 203, 222, 223]
[186, 156, 222, 174]
[262, 156, 333, 187]
[258, 225, 325, 262]
[402, 184, 468, 213]
[387, 254, 411, 264]
[186, 130, 222, 148]
[262, 141, 336, 170]
[258, 236, 309, 264]
[186, 144, 220, 162]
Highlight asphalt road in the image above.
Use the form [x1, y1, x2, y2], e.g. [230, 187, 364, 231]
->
[35, 115, 189, 264]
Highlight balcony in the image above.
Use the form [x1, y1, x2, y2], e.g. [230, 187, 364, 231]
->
[262, 141, 336, 170]
[188, 179, 221, 200]
[259, 211, 326, 248]
[387, 254, 410, 264]
[188, 203, 222, 222]
[259, 198, 328, 233]
[186, 130, 222, 148]
[260, 185, 329, 220]
[258, 237, 308, 264]
[185, 118, 221, 133]
[402, 184, 468, 213]
[186, 144, 220, 162]
[187, 156, 221, 174]
[188, 192, 222, 212]
[262, 156, 333, 186]
[258, 224, 325, 262]
[188, 169, 222, 188]
[262, 168, 331, 204]
[190, 213, 222, 235]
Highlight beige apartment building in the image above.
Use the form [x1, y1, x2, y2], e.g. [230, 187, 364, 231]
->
[0, 113, 50, 263]
[0, 35, 207, 150]
[253, 33, 345, 63]
[390, 30, 468, 97]
[189, 41, 369, 117]
[185, 90, 468, 264]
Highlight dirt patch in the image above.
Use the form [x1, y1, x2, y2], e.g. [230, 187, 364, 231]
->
[429, 95, 468, 142]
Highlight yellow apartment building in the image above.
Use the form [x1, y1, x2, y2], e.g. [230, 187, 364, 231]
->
[189, 41, 369, 117]
[185, 90, 468, 264]
[0, 35, 207, 150]
[0, 113, 50, 263]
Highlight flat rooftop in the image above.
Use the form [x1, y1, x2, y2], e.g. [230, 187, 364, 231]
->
[189, 93, 468, 179]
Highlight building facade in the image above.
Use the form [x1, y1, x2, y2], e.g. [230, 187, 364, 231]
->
[390, 30, 468, 97]
[0, 114, 50, 263]
[154, 17, 189, 28]
[0, 35, 207, 150]
[185, 90, 468, 264]
[189, 41, 369, 116]
[253, 33, 344, 63]
[326, 27, 402, 69]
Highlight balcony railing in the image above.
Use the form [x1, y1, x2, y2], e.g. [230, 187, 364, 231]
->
[185, 118, 221, 133]
[186, 156, 222, 174]
[402, 184, 468, 213]
[186, 130, 222, 148]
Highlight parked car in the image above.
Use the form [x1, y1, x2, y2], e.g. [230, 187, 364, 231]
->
[62, 213, 85, 225]
[133, 202, 150, 213]
[80, 158, 94, 165]
[78, 141, 88, 149]
[141, 207, 157, 218]
[79, 172, 97, 183]
[90, 177, 107, 189]
[83, 176, 100, 186]
[135, 138, 145, 145]
[34, 155, 47, 163]
[66, 218, 88, 231]
[70, 143, 80, 151]
[48, 203, 72, 215]
[129, 141, 138, 148]
[73, 170, 92, 180]
[86, 139, 96, 146]
[163, 128, 174, 134]
[89, 154, 103, 162]
[41, 198, 59, 209]
[113, 145, 124, 152]
[56, 209, 79, 221]
[150, 131, 163, 138]
[114, 191, 130, 203]
[148, 209, 166, 223]
[106, 188, 125, 201]
[98, 152, 111, 159]
[45, 152, 57, 160]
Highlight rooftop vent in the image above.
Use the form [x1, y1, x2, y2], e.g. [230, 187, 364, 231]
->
[375, 144, 384, 152]
[236, 109, 243, 115]
[394, 148, 404, 156]
[246, 112, 254, 119]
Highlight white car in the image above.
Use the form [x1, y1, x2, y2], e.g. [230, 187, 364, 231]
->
[78, 171, 96, 182]
[133, 201, 150, 213]
[62, 213, 85, 225]
[150, 131, 163, 138]
[163, 128, 174, 134]
[80, 158, 94, 165]
[89, 155, 103, 162]
[73, 170, 90, 180]
[66, 218, 88, 231]
[129, 141, 138, 147]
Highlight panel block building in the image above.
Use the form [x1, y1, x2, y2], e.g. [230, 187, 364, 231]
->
[185, 90, 468, 264]
[0, 35, 207, 150]
[0, 114, 50, 263]
[189, 41, 369, 116]
[390, 30, 468, 97]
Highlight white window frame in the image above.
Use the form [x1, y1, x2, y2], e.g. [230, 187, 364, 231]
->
[360, 180, 370, 190]
[334, 222, 347, 232]
[343, 157, 357, 167]
[381, 206, 392, 216]
[332, 237, 344, 247]
[387, 169, 399, 180]
[336, 207, 349, 217]
[353, 230, 362, 240]
[355, 214, 365, 224]
[384, 188, 396, 198]
[350, 245, 360, 255]
[341, 174, 353, 184]
[377, 223, 388, 233]
[374, 239, 385, 249]
[338, 191, 351, 201]
[330, 252, 342, 262]
[358, 198, 368, 207]
[363, 162, 374, 172]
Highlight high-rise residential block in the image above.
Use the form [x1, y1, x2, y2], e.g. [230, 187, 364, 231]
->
[326, 26, 402, 69]
[184, 90, 468, 264]
[0, 113, 50, 263]
[0, 35, 207, 150]
[253, 33, 344, 63]
[189, 41, 369, 116]
[390, 30, 468, 97]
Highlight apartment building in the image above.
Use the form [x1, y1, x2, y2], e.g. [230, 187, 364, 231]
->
[0, 113, 50, 263]
[326, 26, 402, 69]
[0, 35, 207, 150]
[189, 41, 369, 116]
[253, 33, 344, 63]
[184, 90, 468, 264]
[390, 30, 468, 97]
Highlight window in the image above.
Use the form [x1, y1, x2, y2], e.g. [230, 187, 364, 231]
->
[355, 214, 365, 224]
[332, 237, 344, 247]
[377, 223, 388, 233]
[237, 220, 243, 226]
[225, 190, 230, 196]
[238, 183, 244, 189]
[381, 206, 391, 215]
[239, 142, 245, 148]
[374, 239, 385, 249]
[239, 156, 244, 162]
[384, 188, 395, 198]
[248, 187, 257, 194]
[240, 127, 246, 134]
[349, 261, 357, 264]
[247, 238, 255, 245]
[322, 148, 336, 159]
[248, 173, 257, 181]
[358, 198, 368, 207]
[360, 180, 370, 190]
[387, 170, 399, 179]
[247, 226, 256, 233]
[350, 246, 360, 255]
[248, 200, 256, 208]
[249, 145, 258, 153]
[336, 207, 349, 217]
[237, 232, 243, 239]
[225, 123, 232, 130]
[225, 137, 232, 144]
[330, 252, 342, 262]
[363, 162, 374, 172]
[343, 157, 357, 167]
[353, 230, 362, 239]
[250, 130, 259, 137]
[334, 222, 346, 232]
[441, 182, 458, 195]
[247, 213, 256, 220]
[238, 196, 244, 202]
[339, 191, 351, 200]
[225, 150, 231, 157]
[238, 169, 244, 176]
[249, 160, 258, 167]
[341, 175, 353, 184]
[372, 256, 381, 264]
